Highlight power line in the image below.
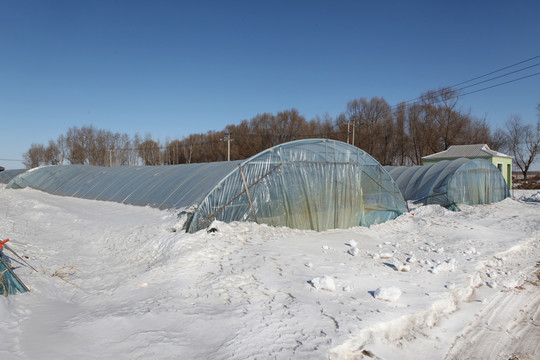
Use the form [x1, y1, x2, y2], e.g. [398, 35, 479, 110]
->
[455, 62, 540, 92]
[449, 55, 540, 88]
[395, 55, 540, 110]
[459, 71, 540, 97]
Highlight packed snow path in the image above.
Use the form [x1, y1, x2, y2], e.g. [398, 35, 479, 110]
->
[1, 186, 539, 359]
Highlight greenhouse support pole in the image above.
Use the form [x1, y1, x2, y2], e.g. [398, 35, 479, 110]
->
[238, 165, 258, 223]
[205, 164, 282, 221]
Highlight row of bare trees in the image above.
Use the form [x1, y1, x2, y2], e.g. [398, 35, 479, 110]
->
[23, 127, 141, 168]
[23, 88, 539, 179]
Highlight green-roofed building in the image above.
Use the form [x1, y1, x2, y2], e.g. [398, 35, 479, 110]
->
[422, 144, 513, 189]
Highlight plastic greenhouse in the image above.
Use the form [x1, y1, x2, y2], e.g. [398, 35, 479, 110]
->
[385, 158, 509, 210]
[5, 139, 408, 232]
[0, 169, 26, 184]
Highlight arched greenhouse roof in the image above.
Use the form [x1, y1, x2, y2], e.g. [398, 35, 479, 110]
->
[0, 169, 27, 184]
[6, 161, 242, 210]
[6, 139, 408, 232]
[385, 158, 509, 210]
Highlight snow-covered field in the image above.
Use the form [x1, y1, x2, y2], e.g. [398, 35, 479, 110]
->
[1, 186, 539, 360]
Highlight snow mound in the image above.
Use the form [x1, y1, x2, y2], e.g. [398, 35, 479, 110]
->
[411, 205, 453, 217]
[310, 275, 336, 291]
[373, 286, 402, 302]
[347, 240, 357, 247]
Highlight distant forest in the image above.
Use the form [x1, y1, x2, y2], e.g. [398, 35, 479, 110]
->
[24, 88, 509, 168]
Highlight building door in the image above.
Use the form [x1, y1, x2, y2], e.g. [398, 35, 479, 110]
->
[506, 164, 512, 189]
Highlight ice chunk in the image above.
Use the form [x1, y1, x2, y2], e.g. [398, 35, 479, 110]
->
[430, 258, 456, 274]
[310, 275, 336, 291]
[392, 258, 411, 272]
[373, 286, 402, 302]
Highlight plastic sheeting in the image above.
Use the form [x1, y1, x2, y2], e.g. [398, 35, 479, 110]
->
[6, 139, 407, 232]
[0, 169, 26, 184]
[1, 250, 29, 295]
[385, 158, 509, 210]
[6, 162, 242, 210]
[188, 139, 407, 232]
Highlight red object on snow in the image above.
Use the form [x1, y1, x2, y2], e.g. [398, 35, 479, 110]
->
[0, 238, 9, 250]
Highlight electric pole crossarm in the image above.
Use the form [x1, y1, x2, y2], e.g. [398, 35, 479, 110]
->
[221, 133, 234, 161]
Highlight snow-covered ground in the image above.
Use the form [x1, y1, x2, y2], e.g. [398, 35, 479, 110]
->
[1, 186, 539, 360]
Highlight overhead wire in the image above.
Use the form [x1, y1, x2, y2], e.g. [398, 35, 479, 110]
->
[392, 55, 540, 111]
[455, 62, 540, 92]
[460, 71, 540, 97]
[449, 55, 540, 88]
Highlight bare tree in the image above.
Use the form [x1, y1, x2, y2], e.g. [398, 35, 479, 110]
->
[502, 114, 540, 181]
[44, 140, 61, 165]
[311, 113, 336, 138]
[65, 126, 88, 164]
[406, 103, 427, 165]
[490, 128, 508, 151]
[138, 136, 161, 166]
[164, 139, 184, 164]
[393, 102, 409, 165]
[420, 88, 471, 152]
[23, 144, 45, 168]
[346, 97, 393, 163]
[56, 135, 67, 165]
[465, 117, 492, 145]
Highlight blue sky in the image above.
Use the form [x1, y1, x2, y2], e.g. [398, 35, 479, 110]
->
[1, 0, 539, 169]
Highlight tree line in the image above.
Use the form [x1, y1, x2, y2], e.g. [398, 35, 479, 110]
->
[23, 88, 540, 179]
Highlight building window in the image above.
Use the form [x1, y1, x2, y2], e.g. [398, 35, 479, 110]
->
[497, 163, 503, 172]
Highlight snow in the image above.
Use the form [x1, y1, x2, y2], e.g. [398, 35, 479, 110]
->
[0, 186, 539, 359]
[373, 287, 402, 302]
[310, 276, 336, 291]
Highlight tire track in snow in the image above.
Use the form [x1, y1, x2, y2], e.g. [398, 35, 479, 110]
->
[445, 265, 540, 359]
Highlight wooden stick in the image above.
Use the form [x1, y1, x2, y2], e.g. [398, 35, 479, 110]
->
[3, 243, 38, 272]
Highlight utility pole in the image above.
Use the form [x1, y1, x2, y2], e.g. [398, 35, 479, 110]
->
[108, 149, 113, 167]
[351, 120, 358, 147]
[346, 121, 351, 144]
[221, 133, 234, 161]
[350, 116, 360, 147]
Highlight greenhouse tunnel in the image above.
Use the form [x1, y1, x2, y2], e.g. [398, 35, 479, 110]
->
[0, 169, 27, 184]
[385, 158, 509, 210]
[5, 139, 408, 232]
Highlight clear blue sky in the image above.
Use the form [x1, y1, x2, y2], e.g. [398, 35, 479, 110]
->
[1, 0, 539, 169]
